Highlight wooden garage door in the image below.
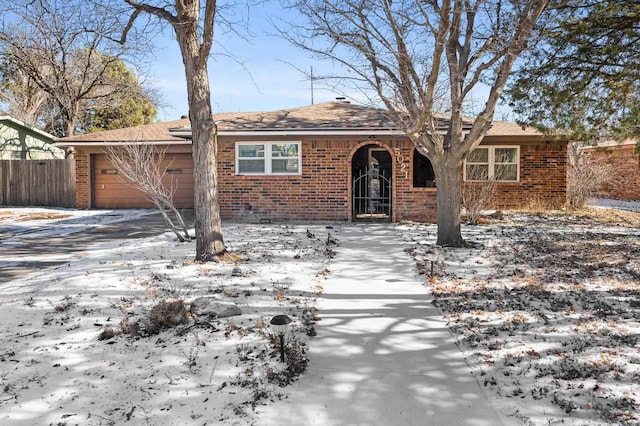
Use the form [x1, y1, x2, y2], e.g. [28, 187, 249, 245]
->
[93, 153, 194, 208]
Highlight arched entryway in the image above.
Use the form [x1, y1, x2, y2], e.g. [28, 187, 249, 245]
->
[351, 144, 393, 221]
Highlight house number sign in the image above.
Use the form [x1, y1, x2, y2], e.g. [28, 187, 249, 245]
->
[393, 148, 409, 179]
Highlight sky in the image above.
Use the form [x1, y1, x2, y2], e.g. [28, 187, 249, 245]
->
[142, 2, 512, 123]
[148, 3, 347, 122]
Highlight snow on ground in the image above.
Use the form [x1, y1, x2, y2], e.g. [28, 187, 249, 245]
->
[1, 203, 639, 425]
[405, 207, 640, 426]
[0, 209, 334, 425]
[0, 207, 159, 274]
[0, 207, 155, 243]
[588, 197, 640, 213]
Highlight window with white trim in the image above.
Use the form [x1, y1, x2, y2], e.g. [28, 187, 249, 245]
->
[236, 142, 301, 175]
[464, 146, 519, 182]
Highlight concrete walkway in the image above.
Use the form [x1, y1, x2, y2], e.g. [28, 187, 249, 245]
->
[257, 223, 514, 426]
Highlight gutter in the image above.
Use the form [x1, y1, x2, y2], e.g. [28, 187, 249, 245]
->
[168, 129, 411, 138]
[55, 140, 192, 148]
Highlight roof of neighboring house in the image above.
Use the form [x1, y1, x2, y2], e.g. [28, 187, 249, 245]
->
[0, 115, 57, 142]
[56, 101, 546, 146]
[581, 139, 637, 151]
[56, 118, 190, 145]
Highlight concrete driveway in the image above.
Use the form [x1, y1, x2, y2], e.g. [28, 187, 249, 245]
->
[0, 209, 194, 283]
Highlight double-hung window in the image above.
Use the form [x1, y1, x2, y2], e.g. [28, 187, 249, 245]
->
[465, 146, 519, 182]
[236, 142, 301, 175]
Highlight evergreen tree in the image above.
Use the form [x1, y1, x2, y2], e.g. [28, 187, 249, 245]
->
[507, 1, 640, 144]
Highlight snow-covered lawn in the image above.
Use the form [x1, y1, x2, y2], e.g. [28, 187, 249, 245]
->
[0, 208, 332, 425]
[1, 203, 639, 425]
[406, 206, 640, 425]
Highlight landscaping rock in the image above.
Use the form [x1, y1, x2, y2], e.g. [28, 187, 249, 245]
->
[190, 298, 242, 318]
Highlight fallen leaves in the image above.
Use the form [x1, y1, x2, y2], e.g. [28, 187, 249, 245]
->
[408, 211, 640, 425]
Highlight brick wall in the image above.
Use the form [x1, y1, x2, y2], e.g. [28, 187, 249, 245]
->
[217, 137, 565, 222]
[75, 148, 90, 208]
[71, 137, 567, 221]
[216, 137, 438, 222]
[393, 141, 437, 222]
[218, 138, 344, 221]
[589, 147, 640, 201]
[492, 141, 568, 209]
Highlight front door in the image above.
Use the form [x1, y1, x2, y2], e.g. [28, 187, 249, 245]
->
[352, 146, 392, 220]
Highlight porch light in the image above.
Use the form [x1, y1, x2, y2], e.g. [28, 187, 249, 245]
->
[270, 314, 292, 363]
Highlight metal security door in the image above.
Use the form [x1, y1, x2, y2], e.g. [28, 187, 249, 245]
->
[352, 166, 392, 220]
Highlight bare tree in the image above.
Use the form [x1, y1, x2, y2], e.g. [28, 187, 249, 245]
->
[284, 0, 552, 246]
[105, 143, 192, 241]
[462, 168, 498, 225]
[0, 0, 154, 137]
[0, 58, 48, 125]
[120, 0, 226, 260]
[461, 156, 513, 223]
[567, 143, 617, 210]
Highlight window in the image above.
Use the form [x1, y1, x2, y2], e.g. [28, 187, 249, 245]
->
[101, 169, 118, 175]
[412, 149, 436, 187]
[465, 146, 519, 182]
[236, 142, 301, 175]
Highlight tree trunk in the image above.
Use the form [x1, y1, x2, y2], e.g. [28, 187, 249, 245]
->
[63, 103, 79, 137]
[433, 160, 465, 247]
[177, 31, 225, 260]
[154, 202, 186, 242]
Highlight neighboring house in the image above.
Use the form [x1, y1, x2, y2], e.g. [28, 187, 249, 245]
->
[582, 139, 640, 201]
[56, 100, 567, 222]
[0, 115, 63, 159]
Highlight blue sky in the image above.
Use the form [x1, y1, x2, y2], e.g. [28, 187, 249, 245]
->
[147, 2, 513, 122]
[149, 3, 347, 121]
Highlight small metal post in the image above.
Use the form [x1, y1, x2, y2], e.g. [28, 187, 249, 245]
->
[279, 333, 286, 363]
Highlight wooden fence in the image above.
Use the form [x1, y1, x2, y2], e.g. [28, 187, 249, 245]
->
[0, 159, 76, 208]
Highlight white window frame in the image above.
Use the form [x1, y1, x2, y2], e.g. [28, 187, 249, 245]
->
[235, 141, 302, 176]
[464, 145, 520, 182]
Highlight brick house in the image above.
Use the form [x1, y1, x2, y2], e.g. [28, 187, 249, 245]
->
[56, 101, 567, 222]
[582, 140, 640, 201]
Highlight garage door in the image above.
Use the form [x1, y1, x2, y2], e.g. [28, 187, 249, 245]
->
[93, 153, 194, 208]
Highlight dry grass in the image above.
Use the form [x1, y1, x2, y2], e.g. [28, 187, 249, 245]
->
[509, 205, 640, 228]
[14, 212, 72, 222]
[0, 210, 72, 223]
[219, 251, 246, 263]
[573, 207, 640, 227]
[512, 196, 565, 213]
[409, 210, 640, 425]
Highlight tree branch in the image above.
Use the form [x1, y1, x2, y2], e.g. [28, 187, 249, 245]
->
[200, 0, 217, 67]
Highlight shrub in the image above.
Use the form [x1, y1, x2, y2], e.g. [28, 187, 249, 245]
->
[149, 298, 188, 329]
[567, 143, 617, 209]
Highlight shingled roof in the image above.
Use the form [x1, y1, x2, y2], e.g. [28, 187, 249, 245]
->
[56, 118, 190, 144]
[56, 101, 544, 145]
